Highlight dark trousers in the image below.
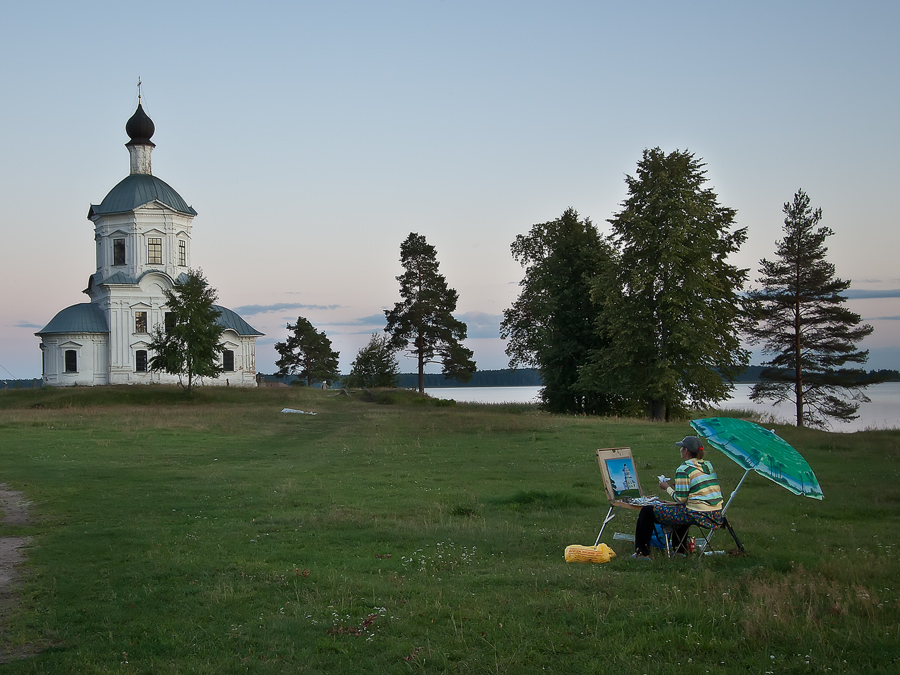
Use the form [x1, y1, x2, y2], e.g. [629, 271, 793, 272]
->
[634, 505, 690, 556]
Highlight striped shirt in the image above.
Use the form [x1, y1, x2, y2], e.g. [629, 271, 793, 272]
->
[667, 459, 723, 512]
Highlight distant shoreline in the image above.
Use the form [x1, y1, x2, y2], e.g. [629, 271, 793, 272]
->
[8, 365, 899, 390]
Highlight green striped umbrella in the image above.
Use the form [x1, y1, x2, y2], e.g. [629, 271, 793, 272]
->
[690, 417, 824, 506]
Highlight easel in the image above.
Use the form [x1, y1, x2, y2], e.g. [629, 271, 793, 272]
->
[593, 447, 662, 545]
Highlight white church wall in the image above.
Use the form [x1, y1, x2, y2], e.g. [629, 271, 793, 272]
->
[39, 334, 110, 386]
[93, 213, 138, 282]
[209, 331, 258, 387]
[132, 205, 193, 280]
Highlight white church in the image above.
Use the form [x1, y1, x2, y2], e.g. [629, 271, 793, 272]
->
[36, 99, 262, 387]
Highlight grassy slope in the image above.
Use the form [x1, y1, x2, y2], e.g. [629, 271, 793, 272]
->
[0, 386, 898, 673]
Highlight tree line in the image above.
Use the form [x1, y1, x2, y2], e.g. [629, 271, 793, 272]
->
[500, 150, 878, 428]
[14, 363, 894, 391]
[149, 147, 880, 429]
[732, 367, 899, 384]
[392, 368, 542, 389]
[271, 232, 477, 393]
[391, 367, 898, 389]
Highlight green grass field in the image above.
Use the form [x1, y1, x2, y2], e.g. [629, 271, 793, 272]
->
[0, 386, 898, 673]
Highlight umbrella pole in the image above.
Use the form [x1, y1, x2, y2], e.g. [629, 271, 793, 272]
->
[700, 470, 752, 555]
[723, 468, 752, 515]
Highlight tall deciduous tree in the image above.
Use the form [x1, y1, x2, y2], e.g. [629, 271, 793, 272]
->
[148, 269, 224, 393]
[746, 189, 875, 428]
[384, 232, 476, 393]
[580, 148, 749, 421]
[501, 208, 619, 414]
[344, 333, 400, 389]
[275, 316, 341, 387]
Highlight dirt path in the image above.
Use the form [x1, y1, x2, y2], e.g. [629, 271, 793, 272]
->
[0, 484, 32, 663]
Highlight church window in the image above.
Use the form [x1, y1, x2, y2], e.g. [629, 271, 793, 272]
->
[148, 238, 162, 265]
[135, 311, 148, 333]
[114, 239, 126, 266]
[223, 350, 235, 372]
[136, 350, 148, 372]
[179, 240, 186, 266]
[64, 349, 77, 373]
[165, 312, 176, 333]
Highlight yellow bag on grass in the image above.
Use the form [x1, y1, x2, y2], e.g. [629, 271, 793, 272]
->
[564, 543, 616, 563]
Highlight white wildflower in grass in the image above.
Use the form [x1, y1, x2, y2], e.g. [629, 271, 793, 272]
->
[400, 541, 477, 576]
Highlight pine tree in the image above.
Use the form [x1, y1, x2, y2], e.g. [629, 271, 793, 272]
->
[384, 233, 476, 393]
[746, 189, 875, 428]
[344, 333, 400, 389]
[274, 316, 341, 387]
[501, 208, 618, 414]
[148, 269, 224, 393]
[581, 148, 749, 421]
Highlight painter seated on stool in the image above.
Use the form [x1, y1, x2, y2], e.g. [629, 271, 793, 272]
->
[633, 436, 724, 558]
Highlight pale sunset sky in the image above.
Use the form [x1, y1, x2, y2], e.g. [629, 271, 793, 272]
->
[2, 1, 898, 379]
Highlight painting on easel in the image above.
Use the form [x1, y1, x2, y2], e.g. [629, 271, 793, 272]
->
[596, 447, 644, 503]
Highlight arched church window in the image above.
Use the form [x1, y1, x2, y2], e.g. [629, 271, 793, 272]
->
[223, 350, 235, 372]
[148, 238, 162, 265]
[64, 350, 77, 373]
[114, 239, 126, 266]
[136, 350, 148, 373]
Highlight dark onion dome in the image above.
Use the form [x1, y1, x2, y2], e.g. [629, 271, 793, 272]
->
[36, 303, 109, 335]
[88, 174, 197, 218]
[125, 103, 155, 145]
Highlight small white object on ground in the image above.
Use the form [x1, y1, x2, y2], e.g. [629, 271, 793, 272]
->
[281, 408, 317, 415]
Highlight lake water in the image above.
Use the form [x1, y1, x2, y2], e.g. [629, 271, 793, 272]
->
[425, 382, 900, 433]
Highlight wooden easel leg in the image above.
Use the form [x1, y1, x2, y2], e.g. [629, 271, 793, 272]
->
[594, 506, 618, 546]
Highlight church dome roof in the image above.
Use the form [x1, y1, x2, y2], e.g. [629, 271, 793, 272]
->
[36, 303, 109, 335]
[214, 305, 264, 336]
[125, 103, 155, 145]
[36, 303, 261, 337]
[89, 173, 197, 218]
